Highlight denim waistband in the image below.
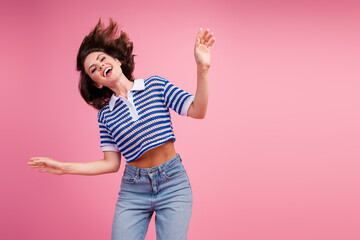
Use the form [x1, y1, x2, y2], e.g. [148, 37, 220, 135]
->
[124, 153, 182, 177]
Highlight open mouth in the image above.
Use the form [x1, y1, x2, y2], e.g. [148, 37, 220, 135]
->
[103, 67, 112, 77]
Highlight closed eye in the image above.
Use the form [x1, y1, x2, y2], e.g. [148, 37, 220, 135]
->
[91, 68, 96, 73]
[100, 56, 105, 61]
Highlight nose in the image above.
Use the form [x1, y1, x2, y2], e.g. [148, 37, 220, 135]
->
[98, 63, 104, 71]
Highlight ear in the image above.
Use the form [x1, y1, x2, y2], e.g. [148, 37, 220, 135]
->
[94, 83, 103, 89]
[115, 58, 121, 66]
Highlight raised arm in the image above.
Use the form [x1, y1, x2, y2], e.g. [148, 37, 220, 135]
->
[187, 28, 215, 119]
[28, 151, 121, 176]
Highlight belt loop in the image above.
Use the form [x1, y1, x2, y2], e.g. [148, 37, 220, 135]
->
[136, 168, 140, 179]
[158, 165, 163, 174]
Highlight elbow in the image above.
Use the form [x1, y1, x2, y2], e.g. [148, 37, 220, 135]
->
[187, 103, 207, 119]
[191, 112, 206, 119]
[195, 109, 207, 119]
[110, 167, 119, 173]
[188, 102, 207, 119]
[197, 113, 206, 119]
[103, 151, 121, 173]
[112, 163, 121, 173]
[105, 160, 120, 173]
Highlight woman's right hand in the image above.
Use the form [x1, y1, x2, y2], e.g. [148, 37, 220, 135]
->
[28, 157, 65, 175]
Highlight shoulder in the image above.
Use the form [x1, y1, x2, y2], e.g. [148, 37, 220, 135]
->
[142, 76, 169, 90]
[97, 103, 110, 122]
[144, 75, 168, 84]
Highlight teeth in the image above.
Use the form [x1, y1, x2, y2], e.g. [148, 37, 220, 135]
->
[104, 67, 112, 77]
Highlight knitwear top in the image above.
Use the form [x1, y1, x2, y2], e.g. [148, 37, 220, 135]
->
[97, 75, 195, 162]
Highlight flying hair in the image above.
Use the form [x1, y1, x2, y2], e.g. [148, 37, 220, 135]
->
[76, 18, 135, 110]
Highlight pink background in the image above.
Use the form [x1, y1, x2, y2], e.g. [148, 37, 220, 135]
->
[1, 0, 360, 239]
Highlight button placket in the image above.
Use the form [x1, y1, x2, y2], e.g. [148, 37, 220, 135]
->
[122, 92, 140, 121]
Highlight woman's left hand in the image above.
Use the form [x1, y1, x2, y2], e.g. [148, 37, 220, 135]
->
[194, 28, 215, 69]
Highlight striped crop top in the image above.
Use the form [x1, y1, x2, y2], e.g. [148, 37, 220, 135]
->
[97, 75, 195, 162]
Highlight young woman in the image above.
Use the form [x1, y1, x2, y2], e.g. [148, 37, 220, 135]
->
[28, 19, 215, 240]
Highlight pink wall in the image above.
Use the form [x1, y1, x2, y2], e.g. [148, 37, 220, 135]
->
[1, 0, 360, 239]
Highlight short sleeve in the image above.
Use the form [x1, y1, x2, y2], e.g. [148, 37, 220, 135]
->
[162, 77, 195, 116]
[97, 112, 120, 152]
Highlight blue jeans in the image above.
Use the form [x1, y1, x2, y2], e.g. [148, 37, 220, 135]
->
[111, 154, 193, 240]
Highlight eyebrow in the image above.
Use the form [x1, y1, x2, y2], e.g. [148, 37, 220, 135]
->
[88, 54, 104, 72]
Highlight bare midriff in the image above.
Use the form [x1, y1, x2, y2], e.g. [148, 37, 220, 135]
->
[128, 139, 177, 169]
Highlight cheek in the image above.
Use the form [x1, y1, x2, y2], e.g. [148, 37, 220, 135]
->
[89, 72, 100, 82]
[116, 64, 123, 73]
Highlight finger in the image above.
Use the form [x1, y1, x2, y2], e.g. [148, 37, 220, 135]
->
[30, 158, 47, 163]
[208, 37, 216, 48]
[201, 28, 209, 40]
[28, 161, 45, 167]
[30, 161, 44, 166]
[200, 29, 210, 44]
[195, 28, 202, 46]
[197, 28, 203, 40]
[30, 165, 44, 168]
[39, 169, 48, 173]
[204, 32, 213, 43]
[30, 157, 47, 162]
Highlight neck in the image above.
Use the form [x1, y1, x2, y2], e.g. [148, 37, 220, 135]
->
[111, 74, 133, 98]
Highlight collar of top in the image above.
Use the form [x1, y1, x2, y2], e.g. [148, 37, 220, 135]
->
[108, 79, 145, 111]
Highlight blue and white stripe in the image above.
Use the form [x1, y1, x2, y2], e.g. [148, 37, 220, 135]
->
[97, 76, 195, 162]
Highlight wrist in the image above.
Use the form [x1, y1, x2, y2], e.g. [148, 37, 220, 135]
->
[197, 64, 210, 72]
[61, 162, 70, 175]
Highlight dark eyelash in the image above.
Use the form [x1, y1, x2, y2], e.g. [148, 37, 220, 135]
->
[90, 56, 105, 73]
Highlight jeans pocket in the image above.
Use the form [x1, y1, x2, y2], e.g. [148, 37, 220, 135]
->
[122, 170, 136, 184]
[163, 163, 186, 179]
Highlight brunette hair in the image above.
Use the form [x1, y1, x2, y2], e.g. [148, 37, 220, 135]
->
[76, 18, 135, 110]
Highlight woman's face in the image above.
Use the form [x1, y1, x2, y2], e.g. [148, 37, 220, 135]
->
[83, 51, 122, 89]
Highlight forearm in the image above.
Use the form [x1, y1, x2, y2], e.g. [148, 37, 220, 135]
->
[62, 159, 117, 176]
[190, 66, 209, 118]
